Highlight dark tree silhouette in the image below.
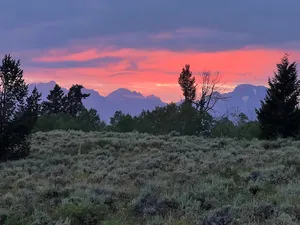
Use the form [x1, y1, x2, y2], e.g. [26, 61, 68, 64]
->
[256, 54, 300, 139]
[195, 71, 228, 114]
[0, 54, 39, 161]
[77, 108, 106, 130]
[65, 84, 90, 117]
[178, 65, 228, 114]
[41, 84, 66, 115]
[110, 110, 134, 132]
[22, 87, 42, 130]
[178, 64, 197, 103]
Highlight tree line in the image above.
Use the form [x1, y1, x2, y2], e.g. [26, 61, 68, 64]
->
[34, 84, 106, 132]
[0, 53, 299, 161]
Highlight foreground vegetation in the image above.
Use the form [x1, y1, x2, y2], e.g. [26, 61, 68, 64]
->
[1, 131, 300, 224]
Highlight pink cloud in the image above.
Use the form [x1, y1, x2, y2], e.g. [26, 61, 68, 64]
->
[151, 32, 173, 40]
[150, 27, 249, 41]
[25, 46, 300, 102]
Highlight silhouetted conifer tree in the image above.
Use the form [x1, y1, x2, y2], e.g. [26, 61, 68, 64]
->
[256, 54, 300, 139]
[23, 87, 42, 130]
[65, 84, 90, 116]
[41, 84, 66, 115]
[0, 54, 39, 161]
[178, 64, 197, 104]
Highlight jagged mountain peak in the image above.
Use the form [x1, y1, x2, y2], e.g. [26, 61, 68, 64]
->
[107, 88, 145, 99]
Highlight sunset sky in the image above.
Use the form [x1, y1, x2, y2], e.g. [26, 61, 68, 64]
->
[2, 1, 300, 102]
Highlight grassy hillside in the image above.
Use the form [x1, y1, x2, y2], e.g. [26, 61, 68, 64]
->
[1, 131, 300, 225]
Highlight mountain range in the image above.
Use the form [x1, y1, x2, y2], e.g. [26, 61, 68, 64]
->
[28, 81, 267, 123]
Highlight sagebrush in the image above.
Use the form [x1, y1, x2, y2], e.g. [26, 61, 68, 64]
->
[1, 131, 300, 224]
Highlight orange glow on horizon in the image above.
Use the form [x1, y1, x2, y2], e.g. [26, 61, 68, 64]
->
[26, 46, 300, 102]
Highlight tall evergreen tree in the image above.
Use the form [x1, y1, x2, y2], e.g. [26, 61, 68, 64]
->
[65, 84, 90, 117]
[178, 64, 197, 103]
[0, 54, 38, 161]
[256, 54, 300, 139]
[22, 87, 42, 130]
[41, 84, 66, 115]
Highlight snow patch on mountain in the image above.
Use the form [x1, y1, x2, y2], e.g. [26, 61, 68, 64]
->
[242, 96, 249, 104]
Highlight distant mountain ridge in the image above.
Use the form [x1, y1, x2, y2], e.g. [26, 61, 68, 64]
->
[28, 81, 267, 123]
[28, 81, 166, 123]
[213, 84, 267, 120]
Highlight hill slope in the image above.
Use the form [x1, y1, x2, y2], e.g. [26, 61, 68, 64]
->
[0, 131, 299, 224]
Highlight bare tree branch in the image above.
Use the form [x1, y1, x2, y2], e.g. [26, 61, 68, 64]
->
[194, 71, 230, 114]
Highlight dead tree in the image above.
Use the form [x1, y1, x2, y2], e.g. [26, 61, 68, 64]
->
[194, 71, 229, 114]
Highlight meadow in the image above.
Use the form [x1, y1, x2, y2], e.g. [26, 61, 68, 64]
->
[1, 131, 300, 225]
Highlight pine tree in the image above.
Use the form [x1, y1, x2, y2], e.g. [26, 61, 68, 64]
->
[23, 87, 42, 130]
[0, 54, 38, 161]
[178, 64, 197, 103]
[65, 84, 90, 117]
[41, 84, 66, 115]
[256, 54, 300, 139]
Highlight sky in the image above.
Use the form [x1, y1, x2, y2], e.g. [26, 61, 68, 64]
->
[2, 1, 300, 102]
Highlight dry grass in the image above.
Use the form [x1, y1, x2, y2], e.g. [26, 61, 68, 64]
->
[1, 130, 300, 224]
